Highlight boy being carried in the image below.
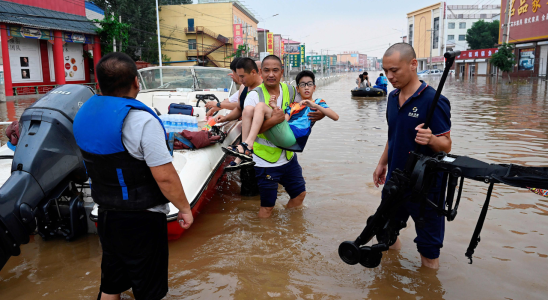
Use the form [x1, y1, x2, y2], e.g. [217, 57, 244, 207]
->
[223, 70, 339, 167]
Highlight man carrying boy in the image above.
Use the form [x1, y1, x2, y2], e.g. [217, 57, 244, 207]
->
[373, 43, 451, 269]
[227, 55, 326, 218]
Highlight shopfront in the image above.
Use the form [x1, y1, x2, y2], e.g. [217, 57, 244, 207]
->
[0, 1, 101, 96]
[499, 0, 548, 78]
[454, 48, 499, 78]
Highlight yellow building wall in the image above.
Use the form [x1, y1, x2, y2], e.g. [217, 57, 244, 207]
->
[232, 6, 258, 55]
[407, 2, 442, 60]
[160, 3, 253, 68]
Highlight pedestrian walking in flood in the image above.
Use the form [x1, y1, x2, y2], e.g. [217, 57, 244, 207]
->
[373, 43, 452, 269]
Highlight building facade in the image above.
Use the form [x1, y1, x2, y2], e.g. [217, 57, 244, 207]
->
[0, 0, 101, 96]
[454, 47, 499, 78]
[337, 52, 366, 69]
[445, 4, 501, 52]
[160, 0, 259, 67]
[499, 0, 548, 78]
[407, 2, 446, 71]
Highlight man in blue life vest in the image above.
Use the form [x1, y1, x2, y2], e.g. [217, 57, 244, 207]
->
[240, 55, 325, 218]
[73, 53, 193, 300]
[373, 43, 451, 269]
[374, 73, 389, 94]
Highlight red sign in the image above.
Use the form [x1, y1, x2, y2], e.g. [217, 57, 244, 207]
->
[456, 48, 499, 60]
[233, 24, 243, 51]
[273, 35, 281, 57]
[428, 56, 445, 63]
[65, 63, 71, 70]
[499, 0, 548, 43]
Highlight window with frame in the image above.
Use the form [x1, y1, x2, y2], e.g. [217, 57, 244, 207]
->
[188, 39, 197, 50]
[459, 22, 466, 29]
[408, 24, 413, 47]
[448, 22, 455, 29]
[433, 17, 439, 49]
[458, 35, 466, 41]
[448, 35, 455, 40]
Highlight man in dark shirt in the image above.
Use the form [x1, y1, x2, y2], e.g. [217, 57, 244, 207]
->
[373, 43, 452, 269]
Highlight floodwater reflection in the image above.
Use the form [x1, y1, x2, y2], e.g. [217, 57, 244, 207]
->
[0, 75, 548, 299]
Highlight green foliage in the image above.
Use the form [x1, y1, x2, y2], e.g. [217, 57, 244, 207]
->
[465, 20, 500, 50]
[225, 44, 248, 59]
[94, 14, 130, 55]
[491, 43, 515, 73]
[94, 0, 162, 62]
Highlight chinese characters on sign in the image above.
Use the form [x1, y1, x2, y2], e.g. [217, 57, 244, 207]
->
[233, 24, 243, 51]
[267, 33, 274, 55]
[273, 35, 281, 57]
[456, 48, 499, 60]
[8, 37, 43, 83]
[289, 54, 300, 67]
[499, 0, 548, 43]
[300, 45, 305, 65]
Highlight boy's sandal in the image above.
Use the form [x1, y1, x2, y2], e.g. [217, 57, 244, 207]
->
[222, 142, 253, 161]
[225, 159, 256, 172]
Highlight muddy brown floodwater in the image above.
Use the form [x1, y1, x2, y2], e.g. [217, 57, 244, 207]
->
[1, 74, 548, 299]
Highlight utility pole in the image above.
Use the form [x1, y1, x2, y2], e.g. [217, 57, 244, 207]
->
[320, 49, 324, 78]
[119, 15, 122, 52]
[502, 0, 512, 44]
[155, 0, 162, 67]
[426, 29, 433, 70]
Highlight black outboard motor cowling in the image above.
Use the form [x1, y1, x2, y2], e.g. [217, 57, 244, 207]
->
[0, 85, 93, 270]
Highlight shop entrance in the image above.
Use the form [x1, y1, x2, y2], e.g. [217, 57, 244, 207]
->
[469, 65, 476, 77]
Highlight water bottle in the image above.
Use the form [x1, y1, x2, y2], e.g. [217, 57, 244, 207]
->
[183, 115, 190, 131]
[192, 117, 199, 131]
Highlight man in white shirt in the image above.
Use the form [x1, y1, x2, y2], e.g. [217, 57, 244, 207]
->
[241, 55, 324, 218]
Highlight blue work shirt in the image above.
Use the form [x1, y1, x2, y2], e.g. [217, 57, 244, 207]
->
[385, 81, 451, 192]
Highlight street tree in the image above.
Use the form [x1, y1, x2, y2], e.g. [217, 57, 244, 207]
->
[465, 20, 500, 50]
[490, 43, 516, 83]
[94, 0, 166, 63]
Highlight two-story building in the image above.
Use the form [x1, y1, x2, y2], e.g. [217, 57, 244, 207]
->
[159, 0, 259, 67]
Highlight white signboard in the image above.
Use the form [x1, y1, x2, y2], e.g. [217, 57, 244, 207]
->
[8, 37, 43, 83]
[63, 42, 85, 81]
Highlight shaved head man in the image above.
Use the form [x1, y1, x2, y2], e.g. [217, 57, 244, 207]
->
[374, 43, 452, 269]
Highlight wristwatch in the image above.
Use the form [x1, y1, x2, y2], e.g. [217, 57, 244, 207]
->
[216, 102, 221, 108]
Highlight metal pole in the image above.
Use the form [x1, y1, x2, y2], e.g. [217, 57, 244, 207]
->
[427, 29, 433, 70]
[119, 15, 122, 52]
[155, 0, 162, 67]
[503, 0, 512, 44]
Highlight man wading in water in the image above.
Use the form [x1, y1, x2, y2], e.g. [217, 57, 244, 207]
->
[73, 53, 193, 299]
[373, 43, 452, 269]
[230, 55, 324, 218]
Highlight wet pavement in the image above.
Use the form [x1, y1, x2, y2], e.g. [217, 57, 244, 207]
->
[1, 74, 548, 299]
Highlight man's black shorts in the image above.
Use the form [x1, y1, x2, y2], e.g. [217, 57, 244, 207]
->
[98, 209, 168, 300]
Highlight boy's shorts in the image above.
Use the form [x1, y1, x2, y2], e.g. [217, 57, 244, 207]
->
[254, 155, 306, 207]
[263, 120, 297, 148]
[390, 192, 445, 259]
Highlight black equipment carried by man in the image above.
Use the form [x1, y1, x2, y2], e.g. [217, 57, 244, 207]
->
[338, 51, 548, 269]
[0, 85, 94, 271]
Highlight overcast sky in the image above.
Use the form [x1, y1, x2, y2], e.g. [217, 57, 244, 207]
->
[240, 0, 465, 58]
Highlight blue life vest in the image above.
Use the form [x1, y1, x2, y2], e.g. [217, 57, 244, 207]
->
[379, 76, 388, 85]
[73, 95, 169, 211]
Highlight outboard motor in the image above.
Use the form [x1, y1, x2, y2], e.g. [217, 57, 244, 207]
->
[0, 85, 93, 270]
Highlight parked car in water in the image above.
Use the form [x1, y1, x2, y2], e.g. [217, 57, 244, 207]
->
[417, 69, 443, 77]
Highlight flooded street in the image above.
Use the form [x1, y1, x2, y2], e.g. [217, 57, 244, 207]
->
[1, 74, 548, 299]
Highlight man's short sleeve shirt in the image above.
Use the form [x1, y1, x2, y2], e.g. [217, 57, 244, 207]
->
[385, 81, 451, 187]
